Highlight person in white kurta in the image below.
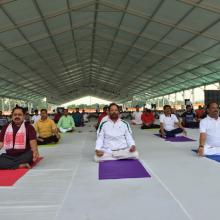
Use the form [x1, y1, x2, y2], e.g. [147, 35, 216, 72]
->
[131, 105, 142, 125]
[94, 103, 139, 162]
[31, 110, 41, 124]
[198, 102, 220, 156]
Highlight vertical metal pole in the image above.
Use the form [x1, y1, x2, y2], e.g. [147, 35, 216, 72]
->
[8, 99, 11, 112]
[1, 98, 4, 112]
[192, 88, 195, 103]
[175, 93, 177, 106]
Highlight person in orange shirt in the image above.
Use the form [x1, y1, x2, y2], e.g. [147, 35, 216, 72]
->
[95, 106, 108, 130]
[141, 109, 160, 129]
[195, 105, 206, 121]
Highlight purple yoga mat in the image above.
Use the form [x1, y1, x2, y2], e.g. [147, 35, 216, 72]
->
[154, 134, 195, 142]
[165, 136, 196, 142]
[154, 133, 165, 139]
[99, 159, 151, 180]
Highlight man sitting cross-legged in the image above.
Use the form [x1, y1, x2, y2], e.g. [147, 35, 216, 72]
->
[94, 103, 139, 162]
[72, 108, 84, 127]
[131, 105, 142, 125]
[181, 105, 199, 128]
[198, 102, 220, 156]
[35, 109, 60, 145]
[0, 106, 39, 169]
[57, 109, 75, 133]
[160, 105, 187, 138]
[141, 108, 160, 129]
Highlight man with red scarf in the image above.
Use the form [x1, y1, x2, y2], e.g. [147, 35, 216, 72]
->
[0, 107, 39, 169]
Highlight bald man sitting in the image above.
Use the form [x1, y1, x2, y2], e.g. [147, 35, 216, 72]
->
[95, 103, 139, 162]
[198, 102, 220, 156]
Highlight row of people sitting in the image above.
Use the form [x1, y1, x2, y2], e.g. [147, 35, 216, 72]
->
[131, 104, 203, 129]
[94, 102, 220, 162]
[133, 107, 160, 129]
[31, 108, 85, 127]
[0, 107, 76, 169]
[0, 102, 219, 169]
[0, 103, 139, 168]
[54, 108, 88, 127]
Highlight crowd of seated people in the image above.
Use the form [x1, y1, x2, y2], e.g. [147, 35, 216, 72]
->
[0, 101, 219, 169]
[120, 108, 132, 120]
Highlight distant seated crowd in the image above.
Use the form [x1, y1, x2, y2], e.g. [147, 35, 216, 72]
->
[0, 106, 86, 169]
[0, 102, 219, 169]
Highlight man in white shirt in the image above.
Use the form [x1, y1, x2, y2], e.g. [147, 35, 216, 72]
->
[31, 110, 41, 124]
[160, 105, 186, 138]
[131, 105, 142, 125]
[95, 103, 139, 162]
[82, 109, 89, 123]
[198, 102, 220, 156]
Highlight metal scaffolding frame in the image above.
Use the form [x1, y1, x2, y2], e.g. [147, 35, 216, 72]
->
[0, 0, 220, 104]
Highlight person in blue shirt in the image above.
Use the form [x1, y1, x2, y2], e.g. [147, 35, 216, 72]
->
[72, 108, 84, 127]
[181, 105, 199, 128]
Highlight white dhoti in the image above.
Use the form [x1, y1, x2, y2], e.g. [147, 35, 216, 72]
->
[204, 144, 220, 155]
[59, 127, 73, 133]
[94, 148, 139, 162]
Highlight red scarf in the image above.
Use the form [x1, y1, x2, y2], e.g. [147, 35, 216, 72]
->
[3, 122, 26, 150]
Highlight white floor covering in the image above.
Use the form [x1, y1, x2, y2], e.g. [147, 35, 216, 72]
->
[0, 122, 220, 220]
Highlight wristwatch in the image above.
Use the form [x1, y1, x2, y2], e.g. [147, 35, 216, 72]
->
[199, 145, 204, 148]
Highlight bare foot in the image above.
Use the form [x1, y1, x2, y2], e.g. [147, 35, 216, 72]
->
[19, 163, 31, 169]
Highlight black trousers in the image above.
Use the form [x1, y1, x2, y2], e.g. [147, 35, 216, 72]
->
[164, 128, 183, 137]
[0, 150, 33, 169]
[37, 135, 59, 145]
[182, 121, 199, 128]
[141, 124, 160, 129]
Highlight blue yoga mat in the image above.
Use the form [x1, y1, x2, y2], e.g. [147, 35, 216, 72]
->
[99, 159, 151, 180]
[192, 149, 220, 162]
